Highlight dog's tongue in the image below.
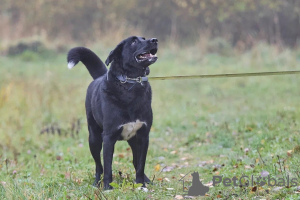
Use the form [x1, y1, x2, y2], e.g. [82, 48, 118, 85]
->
[142, 53, 156, 58]
[142, 53, 151, 58]
[137, 52, 157, 60]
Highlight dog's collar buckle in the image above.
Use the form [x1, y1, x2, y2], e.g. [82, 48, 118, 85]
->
[117, 75, 148, 85]
[127, 76, 142, 83]
[120, 76, 127, 84]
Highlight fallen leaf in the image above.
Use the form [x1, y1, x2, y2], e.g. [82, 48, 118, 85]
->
[162, 166, 175, 172]
[272, 187, 283, 191]
[118, 154, 124, 158]
[170, 150, 177, 154]
[197, 160, 214, 167]
[154, 164, 161, 171]
[204, 181, 213, 187]
[244, 165, 252, 169]
[287, 150, 293, 156]
[166, 188, 174, 190]
[75, 178, 82, 184]
[251, 186, 257, 192]
[261, 170, 269, 177]
[164, 178, 170, 182]
[175, 195, 184, 199]
[180, 157, 188, 161]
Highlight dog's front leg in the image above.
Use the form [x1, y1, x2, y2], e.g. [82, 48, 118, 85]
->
[135, 128, 149, 186]
[127, 138, 151, 183]
[103, 135, 117, 190]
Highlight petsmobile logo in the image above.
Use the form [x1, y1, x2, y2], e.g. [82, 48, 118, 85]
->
[213, 174, 298, 187]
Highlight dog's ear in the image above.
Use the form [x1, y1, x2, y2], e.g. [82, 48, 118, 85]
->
[105, 41, 124, 66]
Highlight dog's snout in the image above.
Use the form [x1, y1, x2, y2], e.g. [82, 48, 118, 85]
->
[150, 38, 158, 43]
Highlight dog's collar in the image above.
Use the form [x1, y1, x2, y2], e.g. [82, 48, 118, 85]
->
[116, 75, 148, 84]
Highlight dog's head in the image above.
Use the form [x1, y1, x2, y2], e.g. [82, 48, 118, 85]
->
[105, 36, 158, 70]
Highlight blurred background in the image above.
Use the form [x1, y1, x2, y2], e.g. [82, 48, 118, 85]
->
[1, 0, 300, 52]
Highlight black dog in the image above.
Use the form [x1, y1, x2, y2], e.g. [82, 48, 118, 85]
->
[67, 36, 158, 189]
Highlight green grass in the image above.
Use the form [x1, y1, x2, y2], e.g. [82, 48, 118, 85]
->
[1, 44, 300, 199]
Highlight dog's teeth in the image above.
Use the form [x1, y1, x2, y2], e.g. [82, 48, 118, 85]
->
[68, 61, 75, 69]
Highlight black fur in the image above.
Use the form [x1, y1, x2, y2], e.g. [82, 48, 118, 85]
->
[67, 36, 158, 189]
[67, 47, 107, 79]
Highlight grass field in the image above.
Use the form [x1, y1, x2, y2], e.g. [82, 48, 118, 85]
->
[1, 44, 300, 199]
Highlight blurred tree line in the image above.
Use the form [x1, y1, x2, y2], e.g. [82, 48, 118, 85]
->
[1, 0, 300, 48]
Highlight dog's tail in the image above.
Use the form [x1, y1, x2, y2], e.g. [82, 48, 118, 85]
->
[67, 47, 107, 80]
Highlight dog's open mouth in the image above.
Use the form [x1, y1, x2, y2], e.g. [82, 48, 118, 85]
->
[136, 48, 158, 63]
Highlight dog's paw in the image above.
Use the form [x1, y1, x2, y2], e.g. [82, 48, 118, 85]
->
[92, 179, 101, 188]
[144, 174, 152, 184]
[103, 184, 113, 190]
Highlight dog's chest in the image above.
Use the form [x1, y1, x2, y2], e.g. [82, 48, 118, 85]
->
[119, 120, 146, 140]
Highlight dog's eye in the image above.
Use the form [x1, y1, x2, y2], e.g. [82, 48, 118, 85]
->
[131, 39, 138, 45]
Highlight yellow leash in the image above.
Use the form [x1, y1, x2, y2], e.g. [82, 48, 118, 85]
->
[148, 70, 300, 81]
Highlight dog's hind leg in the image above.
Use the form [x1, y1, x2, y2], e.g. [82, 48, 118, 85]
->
[88, 118, 103, 187]
[127, 134, 151, 185]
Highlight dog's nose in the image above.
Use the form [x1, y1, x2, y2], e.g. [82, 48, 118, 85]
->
[150, 38, 158, 43]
